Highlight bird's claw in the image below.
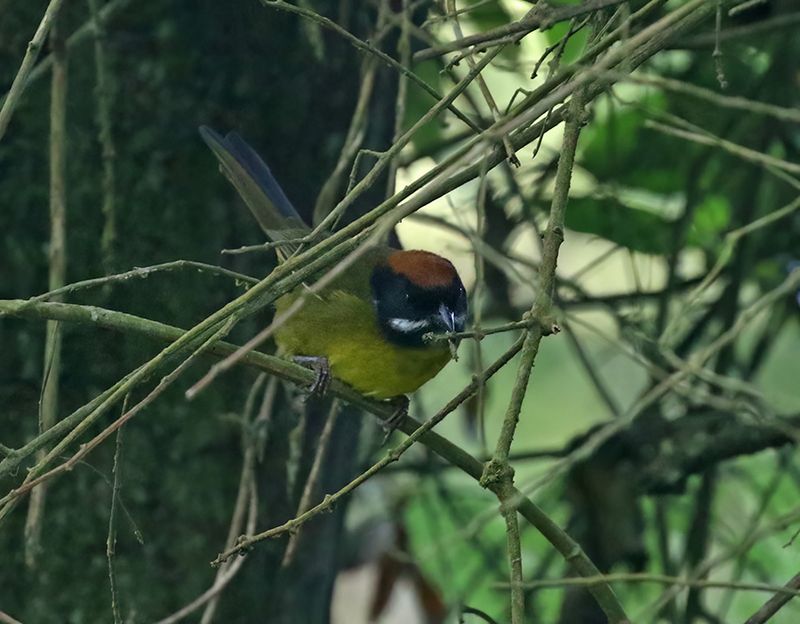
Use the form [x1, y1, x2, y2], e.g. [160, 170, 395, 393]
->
[292, 356, 331, 398]
[381, 395, 409, 445]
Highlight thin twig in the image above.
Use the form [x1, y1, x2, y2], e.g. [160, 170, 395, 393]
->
[713, 0, 728, 89]
[310, 36, 502, 237]
[0, 0, 67, 141]
[644, 501, 800, 619]
[606, 71, 800, 123]
[313, 56, 378, 224]
[185, 224, 389, 399]
[31, 260, 258, 302]
[662, 195, 800, 343]
[446, 0, 519, 166]
[460, 605, 500, 624]
[745, 571, 800, 624]
[386, 0, 411, 199]
[0, 295, 629, 622]
[413, 0, 627, 61]
[503, 572, 800, 597]
[211, 334, 526, 567]
[0, 0, 133, 109]
[0, 318, 237, 516]
[145, 377, 274, 624]
[195, 376, 268, 624]
[155, 376, 262, 624]
[106, 405, 127, 624]
[645, 119, 800, 176]
[261, 0, 480, 134]
[281, 400, 341, 567]
[679, 11, 800, 47]
[519, 268, 800, 504]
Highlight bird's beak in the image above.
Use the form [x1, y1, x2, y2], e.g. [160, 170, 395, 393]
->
[438, 303, 456, 333]
[438, 304, 460, 361]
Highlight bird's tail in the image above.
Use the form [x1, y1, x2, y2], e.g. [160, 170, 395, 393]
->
[199, 126, 309, 259]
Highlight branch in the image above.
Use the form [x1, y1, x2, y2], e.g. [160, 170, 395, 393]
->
[0, 0, 66, 141]
[611, 71, 800, 124]
[480, 87, 593, 624]
[519, 268, 800, 509]
[745, 571, 800, 624]
[506, 572, 800, 597]
[0, 297, 620, 622]
[261, 0, 481, 135]
[31, 260, 258, 302]
[413, 0, 627, 61]
[645, 119, 800, 176]
[88, 0, 118, 273]
[637, 412, 800, 494]
[678, 11, 800, 47]
[106, 423, 125, 623]
[0, 612, 23, 624]
[24, 12, 68, 569]
[0, 0, 133, 110]
[153, 378, 266, 624]
[211, 334, 527, 566]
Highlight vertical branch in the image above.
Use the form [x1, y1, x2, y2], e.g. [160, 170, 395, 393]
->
[503, 509, 525, 623]
[386, 0, 410, 199]
[445, 0, 519, 165]
[447, 0, 520, 167]
[312, 58, 378, 225]
[0, 0, 67, 141]
[107, 419, 126, 624]
[199, 375, 270, 624]
[154, 376, 270, 624]
[24, 12, 68, 569]
[488, 88, 586, 467]
[280, 400, 341, 567]
[480, 89, 589, 624]
[472, 153, 490, 452]
[88, 0, 118, 273]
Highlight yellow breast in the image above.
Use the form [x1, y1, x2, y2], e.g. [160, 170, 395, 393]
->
[274, 290, 451, 399]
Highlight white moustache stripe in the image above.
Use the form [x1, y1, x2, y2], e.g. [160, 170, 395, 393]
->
[388, 318, 431, 333]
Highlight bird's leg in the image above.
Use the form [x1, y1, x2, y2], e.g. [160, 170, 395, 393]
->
[380, 395, 410, 445]
[292, 355, 331, 397]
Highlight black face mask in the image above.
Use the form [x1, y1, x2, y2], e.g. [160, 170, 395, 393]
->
[371, 265, 467, 348]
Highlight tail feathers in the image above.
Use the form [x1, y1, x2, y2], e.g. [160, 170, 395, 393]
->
[199, 126, 309, 255]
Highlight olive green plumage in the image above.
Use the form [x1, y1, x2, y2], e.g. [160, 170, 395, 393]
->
[273, 247, 451, 398]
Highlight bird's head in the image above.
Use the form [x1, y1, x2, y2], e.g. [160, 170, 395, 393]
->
[371, 250, 467, 349]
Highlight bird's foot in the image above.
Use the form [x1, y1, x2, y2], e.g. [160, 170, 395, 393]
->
[292, 356, 331, 398]
[381, 395, 409, 445]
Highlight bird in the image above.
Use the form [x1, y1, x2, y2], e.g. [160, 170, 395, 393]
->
[199, 126, 467, 421]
